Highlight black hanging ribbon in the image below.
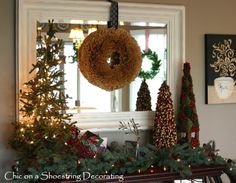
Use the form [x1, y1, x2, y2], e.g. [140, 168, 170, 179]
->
[107, 0, 119, 29]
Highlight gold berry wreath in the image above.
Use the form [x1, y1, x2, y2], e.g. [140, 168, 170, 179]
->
[78, 28, 142, 91]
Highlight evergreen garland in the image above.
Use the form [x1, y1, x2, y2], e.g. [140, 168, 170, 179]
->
[11, 139, 228, 182]
[225, 159, 236, 182]
[78, 141, 226, 178]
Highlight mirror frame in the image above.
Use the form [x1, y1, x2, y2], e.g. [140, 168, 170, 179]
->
[16, 0, 185, 131]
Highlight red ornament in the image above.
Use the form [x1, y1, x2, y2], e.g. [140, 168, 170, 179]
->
[191, 125, 200, 147]
[87, 136, 98, 144]
[189, 83, 193, 89]
[191, 138, 199, 147]
[181, 92, 187, 100]
[189, 101, 195, 108]
[191, 125, 199, 132]
[19, 136, 26, 142]
[75, 141, 96, 158]
[67, 138, 78, 146]
[74, 131, 103, 158]
[179, 112, 187, 121]
[67, 127, 79, 146]
[70, 127, 79, 137]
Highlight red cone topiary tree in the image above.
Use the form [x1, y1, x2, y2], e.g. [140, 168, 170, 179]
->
[177, 62, 200, 147]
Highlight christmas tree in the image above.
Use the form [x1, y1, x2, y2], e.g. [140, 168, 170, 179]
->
[136, 80, 152, 111]
[177, 62, 200, 147]
[153, 81, 177, 149]
[10, 20, 79, 177]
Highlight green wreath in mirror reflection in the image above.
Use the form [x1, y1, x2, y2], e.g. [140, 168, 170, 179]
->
[138, 49, 161, 80]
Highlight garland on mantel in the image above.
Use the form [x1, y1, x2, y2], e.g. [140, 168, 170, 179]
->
[11, 140, 227, 182]
[225, 159, 236, 182]
[78, 141, 225, 178]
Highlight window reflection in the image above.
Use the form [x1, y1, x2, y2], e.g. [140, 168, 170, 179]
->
[130, 29, 167, 111]
[46, 21, 167, 112]
[64, 43, 116, 113]
[64, 43, 78, 108]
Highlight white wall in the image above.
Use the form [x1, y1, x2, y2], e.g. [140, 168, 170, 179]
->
[0, 0, 16, 181]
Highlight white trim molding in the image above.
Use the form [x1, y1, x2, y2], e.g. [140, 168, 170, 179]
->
[71, 111, 155, 132]
[17, 0, 185, 131]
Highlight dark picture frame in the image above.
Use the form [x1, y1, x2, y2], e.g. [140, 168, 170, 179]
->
[205, 34, 236, 104]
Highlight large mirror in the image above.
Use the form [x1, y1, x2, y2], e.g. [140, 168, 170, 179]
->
[37, 21, 167, 113]
[17, 0, 185, 130]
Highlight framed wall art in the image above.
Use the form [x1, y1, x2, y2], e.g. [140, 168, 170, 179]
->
[205, 34, 236, 104]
